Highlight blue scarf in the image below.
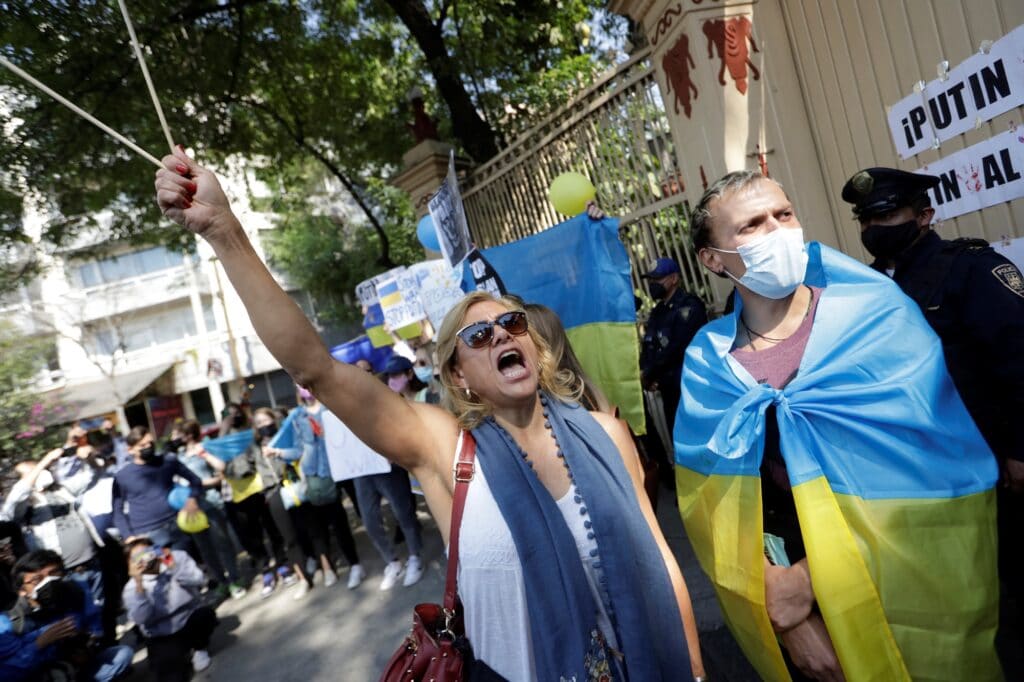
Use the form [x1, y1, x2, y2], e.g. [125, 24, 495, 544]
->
[472, 397, 691, 681]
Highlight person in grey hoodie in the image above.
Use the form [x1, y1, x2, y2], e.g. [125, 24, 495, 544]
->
[121, 537, 218, 681]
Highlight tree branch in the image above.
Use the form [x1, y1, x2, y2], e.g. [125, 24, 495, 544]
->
[238, 97, 394, 267]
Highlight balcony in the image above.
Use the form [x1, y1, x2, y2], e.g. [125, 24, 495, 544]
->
[0, 302, 54, 337]
[77, 266, 209, 322]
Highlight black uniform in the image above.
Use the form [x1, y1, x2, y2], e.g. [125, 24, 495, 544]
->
[640, 288, 708, 433]
[870, 230, 1024, 463]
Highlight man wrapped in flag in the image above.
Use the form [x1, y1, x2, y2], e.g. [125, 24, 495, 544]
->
[676, 170, 1000, 681]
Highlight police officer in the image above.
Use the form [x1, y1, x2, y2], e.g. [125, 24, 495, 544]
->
[639, 257, 708, 477]
[842, 166, 1024, 676]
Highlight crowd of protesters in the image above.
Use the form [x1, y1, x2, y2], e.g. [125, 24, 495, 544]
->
[0, 353, 433, 681]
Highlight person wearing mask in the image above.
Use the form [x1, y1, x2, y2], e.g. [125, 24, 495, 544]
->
[1, 550, 132, 682]
[412, 345, 442, 405]
[1, 448, 107, 618]
[226, 408, 310, 599]
[289, 386, 364, 589]
[677, 169, 1000, 680]
[170, 421, 246, 600]
[841, 167, 1024, 676]
[351, 355, 427, 591]
[218, 403, 249, 438]
[111, 427, 203, 551]
[638, 257, 708, 483]
[121, 536, 219, 680]
[155, 146, 703, 681]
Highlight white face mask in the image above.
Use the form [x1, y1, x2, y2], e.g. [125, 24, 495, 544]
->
[34, 471, 54, 492]
[711, 227, 808, 299]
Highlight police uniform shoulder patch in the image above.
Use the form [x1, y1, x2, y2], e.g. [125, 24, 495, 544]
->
[993, 263, 1024, 299]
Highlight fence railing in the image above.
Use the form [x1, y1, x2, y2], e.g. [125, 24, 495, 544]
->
[461, 47, 718, 310]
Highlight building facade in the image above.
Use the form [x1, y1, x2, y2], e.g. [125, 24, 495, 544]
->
[1, 168, 317, 437]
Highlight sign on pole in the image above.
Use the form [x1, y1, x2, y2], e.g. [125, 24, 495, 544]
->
[428, 151, 473, 269]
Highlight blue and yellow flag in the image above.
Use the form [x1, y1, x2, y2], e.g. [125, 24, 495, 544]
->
[479, 214, 644, 433]
[675, 243, 999, 681]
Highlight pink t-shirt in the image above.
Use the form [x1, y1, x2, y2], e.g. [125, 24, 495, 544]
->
[730, 286, 822, 389]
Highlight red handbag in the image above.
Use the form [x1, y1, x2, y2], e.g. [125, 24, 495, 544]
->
[379, 433, 477, 682]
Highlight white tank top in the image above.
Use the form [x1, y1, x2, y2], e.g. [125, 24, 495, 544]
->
[454, 445, 617, 681]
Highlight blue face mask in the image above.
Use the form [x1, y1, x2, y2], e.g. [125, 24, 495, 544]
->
[414, 366, 434, 383]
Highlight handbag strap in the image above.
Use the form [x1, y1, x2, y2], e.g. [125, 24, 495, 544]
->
[444, 430, 476, 612]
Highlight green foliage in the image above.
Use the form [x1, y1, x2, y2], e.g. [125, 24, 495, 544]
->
[0, 0, 625, 288]
[260, 162, 421, 324]
[0, 322, 68, 465]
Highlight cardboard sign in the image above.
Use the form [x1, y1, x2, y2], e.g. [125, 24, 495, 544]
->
[428, 152, 472, 269]
[377, 269, 427, 331]
[888, 24, 1024, 158]
[321, 410, 391, 481]
[407, 259, 465, 331]
[920, 128, 1024, 221]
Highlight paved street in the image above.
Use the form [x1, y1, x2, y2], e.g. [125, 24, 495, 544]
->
[123, 491, 757, 681]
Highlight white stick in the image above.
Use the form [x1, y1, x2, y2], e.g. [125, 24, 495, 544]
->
[116, 0, 175, 152]
[0, 56, 162, 168]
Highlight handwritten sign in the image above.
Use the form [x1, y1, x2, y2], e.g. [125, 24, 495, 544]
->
[321, 410, 391, 481]
[407, 259, 465, 331]
[920, 128, 1024, 221]
[888, 24, 1024, 158]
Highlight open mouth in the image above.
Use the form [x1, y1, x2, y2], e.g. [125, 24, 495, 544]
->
[496, 349, 527, 379]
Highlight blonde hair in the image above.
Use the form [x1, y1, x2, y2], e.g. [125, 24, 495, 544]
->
[436, 291, 583, 429]
[524, 302, 612, 414]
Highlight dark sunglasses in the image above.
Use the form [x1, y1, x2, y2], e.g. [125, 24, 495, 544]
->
[456, 311, 528, 349]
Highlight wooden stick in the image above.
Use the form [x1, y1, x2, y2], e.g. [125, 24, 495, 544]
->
[0, 57, 162, 168]
[116, 0, 175, 152]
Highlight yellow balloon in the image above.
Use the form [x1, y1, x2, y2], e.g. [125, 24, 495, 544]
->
[549, 172, 596, 215]
[177, 509, 210, 534]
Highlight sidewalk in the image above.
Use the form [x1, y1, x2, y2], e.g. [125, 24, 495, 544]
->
[122, 491, 757, 681]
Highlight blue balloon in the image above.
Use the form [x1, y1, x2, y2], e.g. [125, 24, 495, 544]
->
[167, 486, 191, 511]
[416, 214, 441, 252]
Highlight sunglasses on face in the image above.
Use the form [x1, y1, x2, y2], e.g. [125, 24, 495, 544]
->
[456, 311, 528, 349]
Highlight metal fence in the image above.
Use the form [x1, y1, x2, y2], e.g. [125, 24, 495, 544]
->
[460, 47, 718, 310]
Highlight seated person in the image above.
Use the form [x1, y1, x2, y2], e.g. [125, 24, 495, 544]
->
[0, 550, 132, 682]
[121, 536, 218, 682]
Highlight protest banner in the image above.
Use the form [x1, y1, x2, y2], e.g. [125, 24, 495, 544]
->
[888, 24, 1024, 158]
[428, 151, 472, 269]
[377, 269, 427, 331]
[920, 128, 1024, 221]
[321, 410, 391, 481]
[407, 259, 464, 331]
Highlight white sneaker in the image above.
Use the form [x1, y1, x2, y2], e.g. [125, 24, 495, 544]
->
[402, 556, 424, 587]
[347, 564, 365, 590]
[192, 649, 211, 672]
[292, 581, 311, 600]
[380, 560, 404, 591]
[323, 569, 338, 588]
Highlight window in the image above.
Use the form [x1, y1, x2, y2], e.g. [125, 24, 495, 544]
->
[87, 303, 199, 355]
[75, 246, 184, 288]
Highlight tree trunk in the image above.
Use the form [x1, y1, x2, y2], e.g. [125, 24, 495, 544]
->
[385, 0, 499, 163]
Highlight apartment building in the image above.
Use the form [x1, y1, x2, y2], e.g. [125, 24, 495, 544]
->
[2, 169, 321, 437]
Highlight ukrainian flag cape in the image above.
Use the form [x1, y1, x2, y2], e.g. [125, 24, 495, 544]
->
[675, 243, 999, 681]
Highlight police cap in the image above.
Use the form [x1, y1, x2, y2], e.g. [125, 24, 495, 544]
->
[841, 167, 940, 220]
